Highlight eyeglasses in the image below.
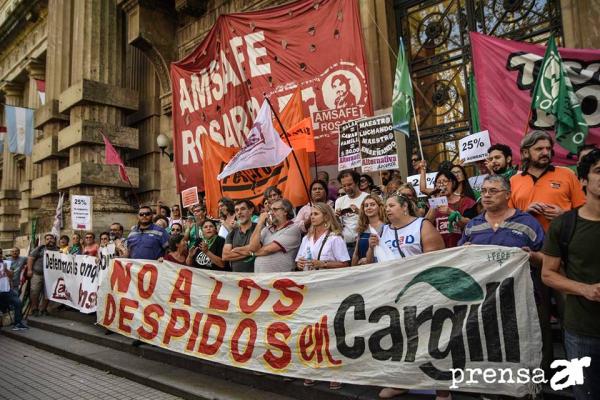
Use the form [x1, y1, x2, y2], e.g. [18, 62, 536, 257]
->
[411, 158, 419, 162]
[138, 212, 152, 217]
[436, 180, 450, 185]
[359, 178, 368, 183]
[271, 207, 285, 212]
[100, 237, 109, 241]
[480, 188, 507, 195]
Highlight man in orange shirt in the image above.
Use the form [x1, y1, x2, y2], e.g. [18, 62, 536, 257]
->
[510, 130, 585, 232]
[509, 130, 586, 373]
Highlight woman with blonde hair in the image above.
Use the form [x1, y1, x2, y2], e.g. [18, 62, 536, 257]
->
[352, 195, 386, 266]
[295, 202, 350, 390]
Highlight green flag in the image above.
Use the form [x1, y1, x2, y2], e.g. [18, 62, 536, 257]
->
[392, 38, 413, 137]
[468, 72, 481, 133]
[531, 35, 588, 154]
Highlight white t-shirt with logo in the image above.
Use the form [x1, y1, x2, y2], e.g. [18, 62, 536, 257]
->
[335, 192, 369, 243]
[380, 218, 424, 258]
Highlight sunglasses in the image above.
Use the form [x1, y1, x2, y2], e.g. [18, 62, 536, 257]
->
[138, 212, 152, 217]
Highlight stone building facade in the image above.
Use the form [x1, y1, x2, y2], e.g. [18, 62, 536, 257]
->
[0, 0, 596, 249]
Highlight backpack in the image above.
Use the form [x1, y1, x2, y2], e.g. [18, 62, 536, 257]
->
[558, 208, 579, 267]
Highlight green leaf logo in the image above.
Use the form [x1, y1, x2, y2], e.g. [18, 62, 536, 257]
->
[395, 266, 484, 303]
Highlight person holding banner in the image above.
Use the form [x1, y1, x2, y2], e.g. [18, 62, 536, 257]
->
[58, 235, 70, 254]
[336, 171, 369, 257]
[365, 193, 446, 399]
[223, 200, 257, 273]
[164, 234, 188, 265]
[185, 204, 207, 248]
[83, 232, 99, 257]
[26, 233, 58, 317]
[0, 259, 28, 331]
[127, 206, 170, 260]
[69, 233, 82, 255]
[186, 220, 227, 271]
[352, 195, 386, 266]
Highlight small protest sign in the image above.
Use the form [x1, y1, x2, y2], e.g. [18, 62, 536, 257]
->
[459, 130, 491, 163]
[338, 119, 362, 170]
[407, 173, 437, 197]
[428, 196, 449, 209]
[71, 195, 92, 231]
[358, 114, 399, 172]
[182, 186, 200, 208]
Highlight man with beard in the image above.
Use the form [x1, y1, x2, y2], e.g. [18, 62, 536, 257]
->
[335, 170, 369, 256]
[247, 199, 301, 273]
[510, 130, 585, 232]
[486, 143, 517, 180]
[26, 233, 59, 316]
[222, 200, 257, 272]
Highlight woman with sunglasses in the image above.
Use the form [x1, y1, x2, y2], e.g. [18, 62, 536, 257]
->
[83, 232, 99, 257]
[170, 222, 183, 236]
[186, 220, 229, 271]
[366, 193, 445, 399]
[352, 195, 386, 266]
[294, 180, 334, 233]
[426, 170, 477, 249]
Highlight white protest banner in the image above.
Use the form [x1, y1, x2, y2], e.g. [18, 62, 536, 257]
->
[428, 196, 449, 209]
[44, 250, 100, 313]
[98, 243, 116, 286]
[338, 119, 362, 170]
[459, 130, 492, 164]
[181, 187, 199, 208]
[98, 246, 541, 397]
[71, 195, 93, 231]
[407, 173, 437, 197]
[469, 174, 489, 195]
[358, 114, 399, 172]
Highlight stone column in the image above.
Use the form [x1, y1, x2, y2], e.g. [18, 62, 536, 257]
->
[0, 81, 24, 248]
[57, 0, 140, 234]
[32, 0, 73, 235]
[17, 59, 45, 239]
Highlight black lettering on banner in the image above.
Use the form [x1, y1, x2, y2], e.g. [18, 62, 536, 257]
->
[367, 306, 403, 361]
[334, 294, 366, 359]
[482, 282, 502, 362]
[466, 303, 484, 361]
[403, 305, 433, 362]
[499, 277, 520, 362]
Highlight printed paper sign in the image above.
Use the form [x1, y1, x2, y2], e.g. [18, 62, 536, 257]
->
[338, 119, 362, 170]
[469, 174, 489, 194]
[428, 196, 449, 209]
[459, 130, 491, 164]
[71, 195, 92, 231]
[358, 114, 399, 172]
[181, 186, 200, 208]
[407, 173, 437, 197]
[97, 246, 541, 397]
[44, 251, 100, 313]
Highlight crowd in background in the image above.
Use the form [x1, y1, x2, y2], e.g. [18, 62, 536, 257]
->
[1, 130, 599, 399]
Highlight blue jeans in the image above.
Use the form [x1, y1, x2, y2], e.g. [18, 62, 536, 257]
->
[563, 329, 600, 400]
[0, 289, 23, 324]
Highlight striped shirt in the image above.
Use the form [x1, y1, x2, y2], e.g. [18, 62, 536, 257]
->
[459, 209, 544, 250]
[127, 223, 170, 260]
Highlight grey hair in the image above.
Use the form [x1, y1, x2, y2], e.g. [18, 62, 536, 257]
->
[520, 130, 554, 150]
[273, 198, 295, 220]
[483, 175, 511, 191]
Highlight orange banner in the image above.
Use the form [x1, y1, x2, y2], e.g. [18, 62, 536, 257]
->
[201, 135, 310, 217]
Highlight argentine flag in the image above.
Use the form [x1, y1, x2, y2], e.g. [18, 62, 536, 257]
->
[5, 105, 34, 155]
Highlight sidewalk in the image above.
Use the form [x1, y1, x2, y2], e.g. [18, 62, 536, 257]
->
[0, 335, 182, 400]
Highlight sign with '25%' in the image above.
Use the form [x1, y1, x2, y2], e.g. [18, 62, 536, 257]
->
[459, 130, 491, 164]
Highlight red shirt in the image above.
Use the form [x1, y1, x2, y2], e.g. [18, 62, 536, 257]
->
[434, 196, 476, 249]
[83, 243, 99, 257]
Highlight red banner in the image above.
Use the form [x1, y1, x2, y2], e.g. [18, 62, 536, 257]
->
[171, 0, 372, 191]
[471, 33, 600, 165]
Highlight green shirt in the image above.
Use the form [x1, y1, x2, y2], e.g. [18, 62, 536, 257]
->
[543, 213, 600, 337]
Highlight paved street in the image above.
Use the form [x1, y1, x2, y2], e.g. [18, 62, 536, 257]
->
[0, 335, 182, 400]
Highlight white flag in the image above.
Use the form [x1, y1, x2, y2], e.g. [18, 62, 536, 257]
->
[217, 100, 292, 180]
[51, 192, 65, 239]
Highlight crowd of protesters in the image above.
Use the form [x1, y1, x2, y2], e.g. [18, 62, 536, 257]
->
[1, 130, 598, 399]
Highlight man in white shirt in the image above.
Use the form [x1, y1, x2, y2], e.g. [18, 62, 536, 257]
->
[335, 170, 368, 256]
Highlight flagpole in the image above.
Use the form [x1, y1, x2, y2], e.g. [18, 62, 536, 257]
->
[313, 152, 318, 180]
[264, 96, 312, 205]
[409, 97, 425, 161]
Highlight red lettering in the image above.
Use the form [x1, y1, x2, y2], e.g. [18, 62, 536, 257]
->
[110, 260, 132, 292]
[238, 279, 269, 314]
[163, 308, 190, 345]
[169, 268, 193, 305]
[137, 264, 158, 299]
[198, 314, 227, 355]
[102, 293, 116, 325]
[118, 297, 139, 333]
[263, 322, 292, 370]
[299, 325, 315, 361]
[208, 278, 229, 311]
[230, 318, 257, 363]
[186, 312, 204, 351]
[137, 304, 164, 340]
[298, 316, 341, 366]
[272, 279, 304, 316]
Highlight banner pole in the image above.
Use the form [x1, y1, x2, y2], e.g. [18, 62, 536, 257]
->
[313, 152, 318, 180]
[264, 96, 312, 205]
[409, 97, 425, 162]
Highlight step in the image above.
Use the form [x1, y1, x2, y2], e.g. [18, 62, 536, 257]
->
[1, 326, 293, 400]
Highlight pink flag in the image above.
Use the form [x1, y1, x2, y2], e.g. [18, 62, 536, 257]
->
[102, 134, 130, 183]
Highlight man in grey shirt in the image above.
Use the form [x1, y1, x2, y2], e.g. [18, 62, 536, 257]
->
[6, 247, 27, 289]
[222, 200, 257, 272]
[27, 233, 59, 316]
[246, 199, 301, 273]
